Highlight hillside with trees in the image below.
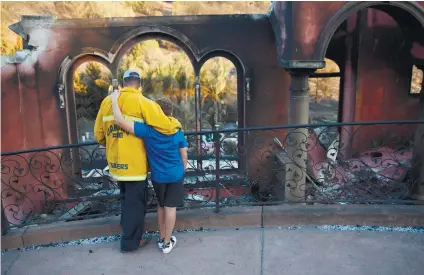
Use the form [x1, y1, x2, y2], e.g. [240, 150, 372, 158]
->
[1, 1, 270, 55]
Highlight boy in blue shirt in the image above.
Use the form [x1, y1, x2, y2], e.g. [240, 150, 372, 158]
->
[111, 90, 187, 254]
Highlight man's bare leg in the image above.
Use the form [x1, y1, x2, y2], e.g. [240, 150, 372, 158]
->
[157, 207, 166, 241]
[163, 207, 177, 244]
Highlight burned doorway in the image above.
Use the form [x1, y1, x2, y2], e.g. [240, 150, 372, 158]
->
[306, 3, 424, 201]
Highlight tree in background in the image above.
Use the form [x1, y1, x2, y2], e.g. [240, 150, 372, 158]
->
[200, 57, 237, 128]
[117, 39, 197, 129]
[1, 1, 270, 55]
[308, 58, 340, 103]
[74, 62, 111, 120]
[410, 65, 423, 94]
[172, 1, 270, 16]
[1, 35, 22, 55]
[117, 39, 237, 131]
[308, 58, 341, 123]
[71, 39, 236, 132]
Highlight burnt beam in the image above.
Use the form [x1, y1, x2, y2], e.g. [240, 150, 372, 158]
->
[310, 72, 341, 78]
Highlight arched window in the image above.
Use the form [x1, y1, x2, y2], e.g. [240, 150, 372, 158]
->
[118, 39, 195, 131]
[73, 61, 112, 142]
[198, 57, 239, 170]
[199, 57, 238, 130]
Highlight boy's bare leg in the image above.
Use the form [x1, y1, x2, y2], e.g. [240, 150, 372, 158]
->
[164, 207, 177, 244]
[157, 207, 166, 240]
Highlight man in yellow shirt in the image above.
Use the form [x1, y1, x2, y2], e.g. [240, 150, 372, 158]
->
[94, 70, 181, 253]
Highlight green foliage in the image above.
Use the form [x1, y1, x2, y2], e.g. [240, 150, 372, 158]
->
[172, 1, 270, 15]
[200, 58, 237, 127]
[410, 65, 423, 94]
[125, 1, 146, 13]
[73, 72, 87, 94]
[74, 39, 237, 131]
[126, 1, 164, 16]
[116, 39, 237, 130]
[0, 33, 11, 55]
[1, 1, 270, 55]
[74, 62, 111, 120]
[1, 34, 23, 55]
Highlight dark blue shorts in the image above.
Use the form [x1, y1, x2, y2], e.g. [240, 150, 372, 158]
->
[152, 177, 184, 208]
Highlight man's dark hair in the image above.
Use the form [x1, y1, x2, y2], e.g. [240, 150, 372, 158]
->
[123, 77, 141, 88]
[155, 97, 173, 116]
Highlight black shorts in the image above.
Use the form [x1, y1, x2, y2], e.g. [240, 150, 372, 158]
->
[152, 177, 185, 208]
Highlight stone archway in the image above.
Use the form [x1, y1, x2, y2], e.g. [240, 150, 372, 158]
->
[314, 1, 424, 62]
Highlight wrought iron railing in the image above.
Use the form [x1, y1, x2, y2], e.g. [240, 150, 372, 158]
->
[2, 120, 424, 229]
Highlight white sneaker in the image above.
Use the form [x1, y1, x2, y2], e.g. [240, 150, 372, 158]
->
[157, 238, 164, 249]
[162, 236, 177, 254]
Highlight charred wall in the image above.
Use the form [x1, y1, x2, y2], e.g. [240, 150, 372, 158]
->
[1, 15, 288, 153]
[1, 15, 289, 218]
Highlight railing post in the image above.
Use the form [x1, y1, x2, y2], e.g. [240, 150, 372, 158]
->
[412, 82, 424, 200]
[194, 77, 203, 171]
[1, 202, 8, 235]
[214, 125, 221, 213]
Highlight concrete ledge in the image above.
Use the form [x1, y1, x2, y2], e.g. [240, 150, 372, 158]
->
[2, 205, 424, 250]
[22, 215, 123, 247]
[171, 206, 262, 230]
[2, 206, 261, 250]
[262, 204, 424, 227]
[0, 228, 26, 250]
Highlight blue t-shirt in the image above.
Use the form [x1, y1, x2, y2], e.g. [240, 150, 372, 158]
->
[134, 122, 187, 183]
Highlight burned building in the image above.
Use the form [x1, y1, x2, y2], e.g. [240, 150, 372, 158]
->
[1, 2, 424, 226]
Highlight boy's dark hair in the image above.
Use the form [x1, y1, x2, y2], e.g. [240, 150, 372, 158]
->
[155, 97, 173, 116]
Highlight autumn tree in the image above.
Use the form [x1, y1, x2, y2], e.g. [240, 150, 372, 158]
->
[1, 35, 23, 55]
[74, 62, 111, 120]
[2, 1, 271, 55]
[308, 58, 340, 102]
[106, 39, 237, 131]
[410, 65, 423, 94]
[200, 57, 237, 128]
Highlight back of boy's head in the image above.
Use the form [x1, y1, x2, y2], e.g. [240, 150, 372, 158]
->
[155, 97, 173, 116]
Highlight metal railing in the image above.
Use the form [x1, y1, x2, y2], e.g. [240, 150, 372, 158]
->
[2, 120, 424, 230]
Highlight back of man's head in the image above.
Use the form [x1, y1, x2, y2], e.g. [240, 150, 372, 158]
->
[155, 97, 173, 116]
[123, 69, 141, 89]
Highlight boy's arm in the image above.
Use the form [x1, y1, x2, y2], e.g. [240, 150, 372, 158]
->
[139, 98, 181, 135]
[111, 90, 150, 138]
[179, 147, 188, 170]
[94, 100, 106, 145]
[179, 131, 188, 170]
[111, 90, 134, 135]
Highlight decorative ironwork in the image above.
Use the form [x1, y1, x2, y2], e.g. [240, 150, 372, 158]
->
[2, 120, 424, 228]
